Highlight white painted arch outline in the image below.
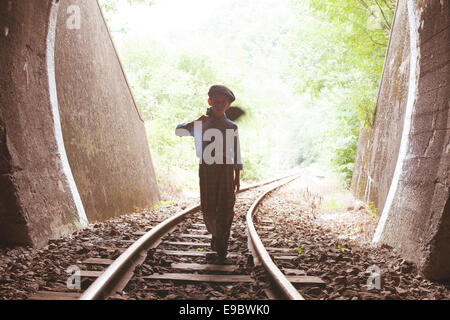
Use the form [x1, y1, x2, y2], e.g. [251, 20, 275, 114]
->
[46, 0, 89, 226]
[373, 0, 419, 243]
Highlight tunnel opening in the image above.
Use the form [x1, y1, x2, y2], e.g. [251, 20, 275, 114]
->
[96, 0, 396, 198]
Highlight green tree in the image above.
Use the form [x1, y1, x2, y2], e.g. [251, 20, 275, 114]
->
[287, 0, 395, 185]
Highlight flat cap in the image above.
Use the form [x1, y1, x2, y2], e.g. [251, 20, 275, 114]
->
[208, 85, 235, 103]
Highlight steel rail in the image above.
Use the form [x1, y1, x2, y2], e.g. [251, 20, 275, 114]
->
[246, 173, 304, 300]
[80, 170, 301, 300]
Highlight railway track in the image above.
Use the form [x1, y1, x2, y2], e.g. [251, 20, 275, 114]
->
[28, 172, 325, 300]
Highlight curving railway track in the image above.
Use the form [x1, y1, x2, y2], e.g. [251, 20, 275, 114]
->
[29, 172, 325, 301]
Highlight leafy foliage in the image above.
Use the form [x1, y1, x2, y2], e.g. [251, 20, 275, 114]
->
[100, 0, 154, 14]
[99, 0, 394, 191]
[287, 0, 395, 185]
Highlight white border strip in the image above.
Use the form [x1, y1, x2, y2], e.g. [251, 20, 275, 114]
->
[373, 0, 419, 243]
[46, 0, 88, 226]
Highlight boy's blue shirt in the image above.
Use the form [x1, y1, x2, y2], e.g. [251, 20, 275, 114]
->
[175, 114, 243, 171]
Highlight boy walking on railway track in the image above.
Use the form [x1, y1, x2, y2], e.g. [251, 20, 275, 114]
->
[175, 85, 243, 263]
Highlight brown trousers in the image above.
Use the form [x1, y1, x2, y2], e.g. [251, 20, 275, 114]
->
[199, 164, 236, 255]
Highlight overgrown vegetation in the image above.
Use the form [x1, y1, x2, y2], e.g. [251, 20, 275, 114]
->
[287, 0, 395, 184]
[99, 0, 394, 192]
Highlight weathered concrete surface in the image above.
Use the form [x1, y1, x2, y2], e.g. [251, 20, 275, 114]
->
[352, 0, 411, 210]
[0, 0, 86, 247]
[352, 0, 450, 281]
[55, 0, 160, 222]
[0, 0, 160, 247]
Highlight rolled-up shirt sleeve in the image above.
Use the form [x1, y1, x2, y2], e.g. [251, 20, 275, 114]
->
[176, 121, 203, 159]
[175, 122, 194, 137]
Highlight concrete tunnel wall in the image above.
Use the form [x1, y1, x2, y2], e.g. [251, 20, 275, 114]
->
[55, 0, 160, 222]
[0, 0, 160, 247]
[352, 0, 449, 281]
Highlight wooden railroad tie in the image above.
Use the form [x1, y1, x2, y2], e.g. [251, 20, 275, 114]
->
[165, 241, 210, 247]
[155, 249, 298, 260]
[179, 234, 212, 239]
[142, 273, 324, 286]
[171, 262, 238, 272]
[28, 291, 81, 300]
[142, 273, 253, 283]
[186, 229, 209, 234]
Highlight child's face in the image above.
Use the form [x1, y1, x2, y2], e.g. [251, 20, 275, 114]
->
[208, 94, 231, 116]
